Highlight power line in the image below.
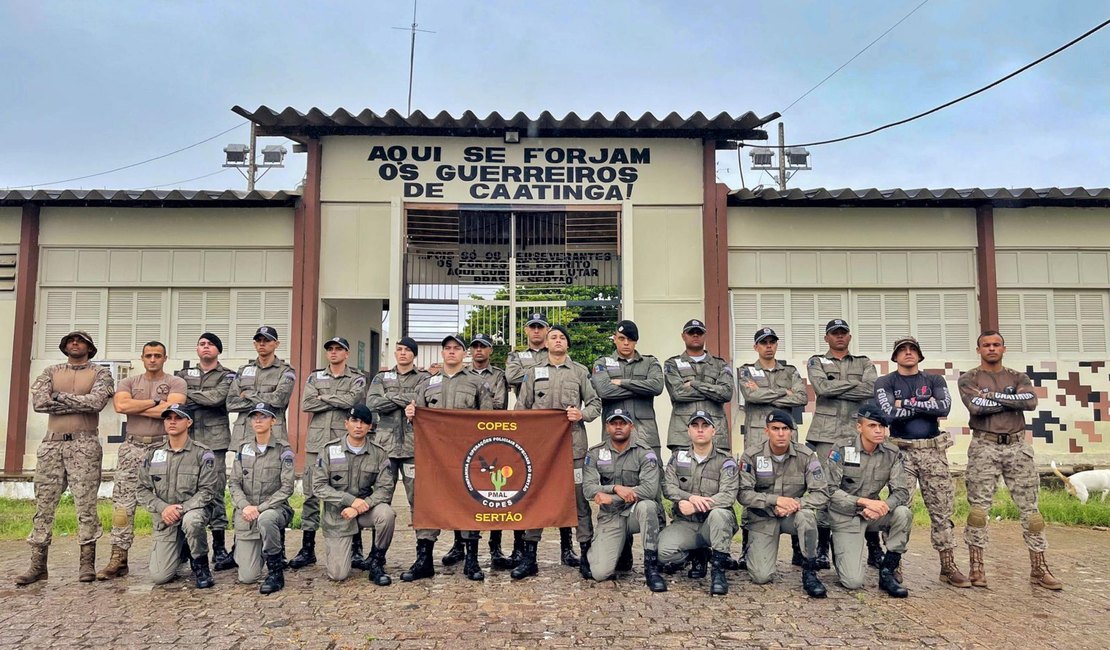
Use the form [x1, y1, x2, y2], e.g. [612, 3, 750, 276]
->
[782, 0, 932, 114]
[3, 122, 247, 190]
[775, 17, 1110, 149]
[133, 168, 233, 191]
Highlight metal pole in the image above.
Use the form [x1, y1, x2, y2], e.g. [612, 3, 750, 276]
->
[247, 122, 257, 192]
[777, 122, 786, 191]
[407, 1, 418, 116]
[508, 212, 517, 349]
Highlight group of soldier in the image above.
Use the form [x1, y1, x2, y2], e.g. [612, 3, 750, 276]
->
[15, 314, 1063, 597]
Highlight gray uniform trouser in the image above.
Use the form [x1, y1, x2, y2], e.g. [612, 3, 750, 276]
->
[524, 457, 593, 544]
[206, 449, 229, 531]
[587, 501, 661, 581]
[233, 508, 292, 584]
[745, 510, 818, 585]
[324, 504, 397, 581]
[300, 451, 320, 531]
[658, 509, 738, 565]
[390, 457, 415, 511]
[149, 509, 209, 585]
[831, 505, 913, 590]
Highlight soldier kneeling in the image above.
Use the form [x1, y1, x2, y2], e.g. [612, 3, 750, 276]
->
[137, 405, 218, 588]
[314, 405, 397, 585]
[228, 403, 295, 594]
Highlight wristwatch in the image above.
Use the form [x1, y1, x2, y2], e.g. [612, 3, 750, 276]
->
[153, 399, 162, 407]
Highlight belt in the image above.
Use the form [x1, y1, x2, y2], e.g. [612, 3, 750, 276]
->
[43, 430, 99, 442]
[128, 435, 166, 445]
[891, 433, 948, 450]
[972, 430, 1023, 445]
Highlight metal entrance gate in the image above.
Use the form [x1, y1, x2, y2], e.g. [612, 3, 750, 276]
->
[403, 207, 621, 366]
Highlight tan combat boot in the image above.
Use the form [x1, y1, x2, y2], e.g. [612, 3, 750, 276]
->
[14, 545, 48, 586]
[96, 545, 128, 580]
[939, 549, 972, 588]
[967, 545, 987, 587]
[79, 543, 97, 583]
[1029, 551, 1063, 590]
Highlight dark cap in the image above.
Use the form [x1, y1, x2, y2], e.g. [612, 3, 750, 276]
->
[825, 319, 850, 334]
[442, 334, 467, 348]
[254, 326, 279, 341]
[526, 312, 549, 327]
[324, 336, 350, 351]
[766, 409, 796, 429]
[682, 319, 707, 333]
[891, 336, 923, 362]
[606, 408, 634, 423]
[857, 400, 889, 425]
[161, 404, 193, 421]
[247, 402, 277, 418]
[614, 320, 639, 341]
[470, 333, 493, 348]
[348, 404, 374, 424]
[548, 324, 571, 347]
[198, 332, 223, 353]
[686, 410, 715, 426]
[754, 327, 778, 344]
[398, 336, 419, 354]
[59, 330, 98, 359]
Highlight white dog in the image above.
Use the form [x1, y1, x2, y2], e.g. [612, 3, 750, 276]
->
[1051, 461, 1110, 503]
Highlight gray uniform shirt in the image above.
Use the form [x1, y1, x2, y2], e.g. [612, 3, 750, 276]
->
[825, 435, 909, 527]
[413, 368, 494, 411]
[663, 351, 734, 450]
[302, 366, 368, 453]
[469, 365, 509, 410]
[365, 365, 429, 459]
[806, 352, 877, 444]
[227, 440, 296, 538]
[738, 440, 829, 532]
[737, 361, 807, 438]
[505, 347, 548, 396]
[176, 363, 234, 450]
[582, 440, 660, 519]
[662, 446, 739, 523]
[312, 437, 395, 538]
[515, 357, 601, 459]
[590, 351, 664, 450]
[226, 357, 297, 448]
[137, 438, 218, 531]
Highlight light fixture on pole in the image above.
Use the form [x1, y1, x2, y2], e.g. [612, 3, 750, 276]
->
[224, 124, 287, 191]
[747, 124, 811, 191]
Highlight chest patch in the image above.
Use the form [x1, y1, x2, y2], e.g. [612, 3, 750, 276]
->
[241, 366, 257, 377]
[844, 447, 861, 466]
[187, 368, 201, 377]
[519, 351, 533, 360]
[755, 456, 773, 475]
[534, 367, 550, 380]
[152, 449, 168, 465]
[748, 368, 765, 378]
[598, 448, 612, 463]
[429, 375, 443, 386]
[675, 360, 691, 370]
[241, 445, 256, 457]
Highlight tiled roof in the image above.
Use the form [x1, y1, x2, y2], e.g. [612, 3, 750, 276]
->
[728, 186, 1110, 207]
[0, 188, 299, 207]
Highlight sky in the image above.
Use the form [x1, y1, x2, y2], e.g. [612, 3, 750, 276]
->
[2, 0, 1107, 193]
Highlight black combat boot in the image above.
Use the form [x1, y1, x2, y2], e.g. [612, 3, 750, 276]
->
[488, 530, 508, 568]
[510, 541, 539, 580]
[879, 551, 909, 598]
[790, 534, 804, 566]
[687, 548, 708, 579]
[259, 552, 285, 594]
[559, 527, 580, 567]
[211, 530, 236, 571]
[401, 539, 435, 582]
[579, 542, 592, 579]
[643, 550, 667, 593]
[710, 550, 730, 596]
[351, 531, 367, 570]
[367, 547, 392, 586]
[866, 531, 885, 568]
[441, 531, 466, 566]
[288, 530, 317, 569]
[616, 537, 634, 572]
[463, 538, 485, 581]
[496, 530, 524, 569]
[815, 528, 831, 570]
[802, 558, 827, 598]
[191, 556, 215, 589]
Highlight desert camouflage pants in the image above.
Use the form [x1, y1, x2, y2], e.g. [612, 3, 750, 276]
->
[109, 439, 162, 550]
[901, 441, 957, 551]
[28, 433, 102, 548]
[964, 437, 1047, 552]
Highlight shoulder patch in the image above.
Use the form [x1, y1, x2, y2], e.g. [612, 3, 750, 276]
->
[644, 451, 658, 467]
[282, 371, 296, 380]
[583, 455, 592, 466]
[722, 458, 738, 475]
[202, 450, 216, 466]
[280, 449, 295, 464]
[828, 449, 842, 463]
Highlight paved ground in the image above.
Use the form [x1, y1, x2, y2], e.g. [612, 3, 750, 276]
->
[1, 504, 1107, 649]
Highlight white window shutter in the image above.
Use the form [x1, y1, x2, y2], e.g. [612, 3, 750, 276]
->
[232, 290, 263, 356]
[40, 289, 106, 357]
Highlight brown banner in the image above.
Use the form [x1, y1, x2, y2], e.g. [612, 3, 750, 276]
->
[412, 408, 576, 530]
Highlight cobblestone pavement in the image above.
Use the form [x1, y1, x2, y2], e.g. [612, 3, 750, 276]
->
[2, 500, 1108, 650]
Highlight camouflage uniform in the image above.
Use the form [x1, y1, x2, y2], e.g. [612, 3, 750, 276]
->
[226, 358, 297, 449]
[806, 352, 877, 459]
[581, 439, 661, 580]
[300, 366, 368, 531]
[657, 446, 739, 563]
[364, 365, 429, 509]
[957, 367, 1045, 551]
[737, 360, 807, 450]
[137, 438, 218, 584]
[176, 363, 235, 533]
[227, 440, 295, 583]
[28, 361, 114, 548]
[663, 351, 734, 451]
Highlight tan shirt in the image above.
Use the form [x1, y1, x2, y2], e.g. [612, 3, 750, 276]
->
[118, 372, 187, 437]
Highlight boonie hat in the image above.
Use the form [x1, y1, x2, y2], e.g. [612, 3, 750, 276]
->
[891, 336, 924, 362]
[59, 330, 98, 359]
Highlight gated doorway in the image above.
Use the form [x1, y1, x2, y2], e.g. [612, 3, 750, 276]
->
[402, 206, 621, 367]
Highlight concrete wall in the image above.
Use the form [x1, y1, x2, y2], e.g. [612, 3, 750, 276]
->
[0, 208, 22, 470]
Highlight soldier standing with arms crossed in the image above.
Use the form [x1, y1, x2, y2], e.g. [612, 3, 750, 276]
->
[99, 340, 187, 580]
[16, 331, 114, 585]
[512, 324, 601, 580]
[467, 333, 513, 569]
[806, 319, 876, 569]
[176, 332, 237, 571]
[290, 336, 367, 571]
[958, 331, 1062, 590]
[664, 319, 734, 453]
[874, 336, 971, 587]
[225, 326, 297, 450]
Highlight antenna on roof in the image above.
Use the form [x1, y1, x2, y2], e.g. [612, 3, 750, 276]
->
[393, 0, 436, 117]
